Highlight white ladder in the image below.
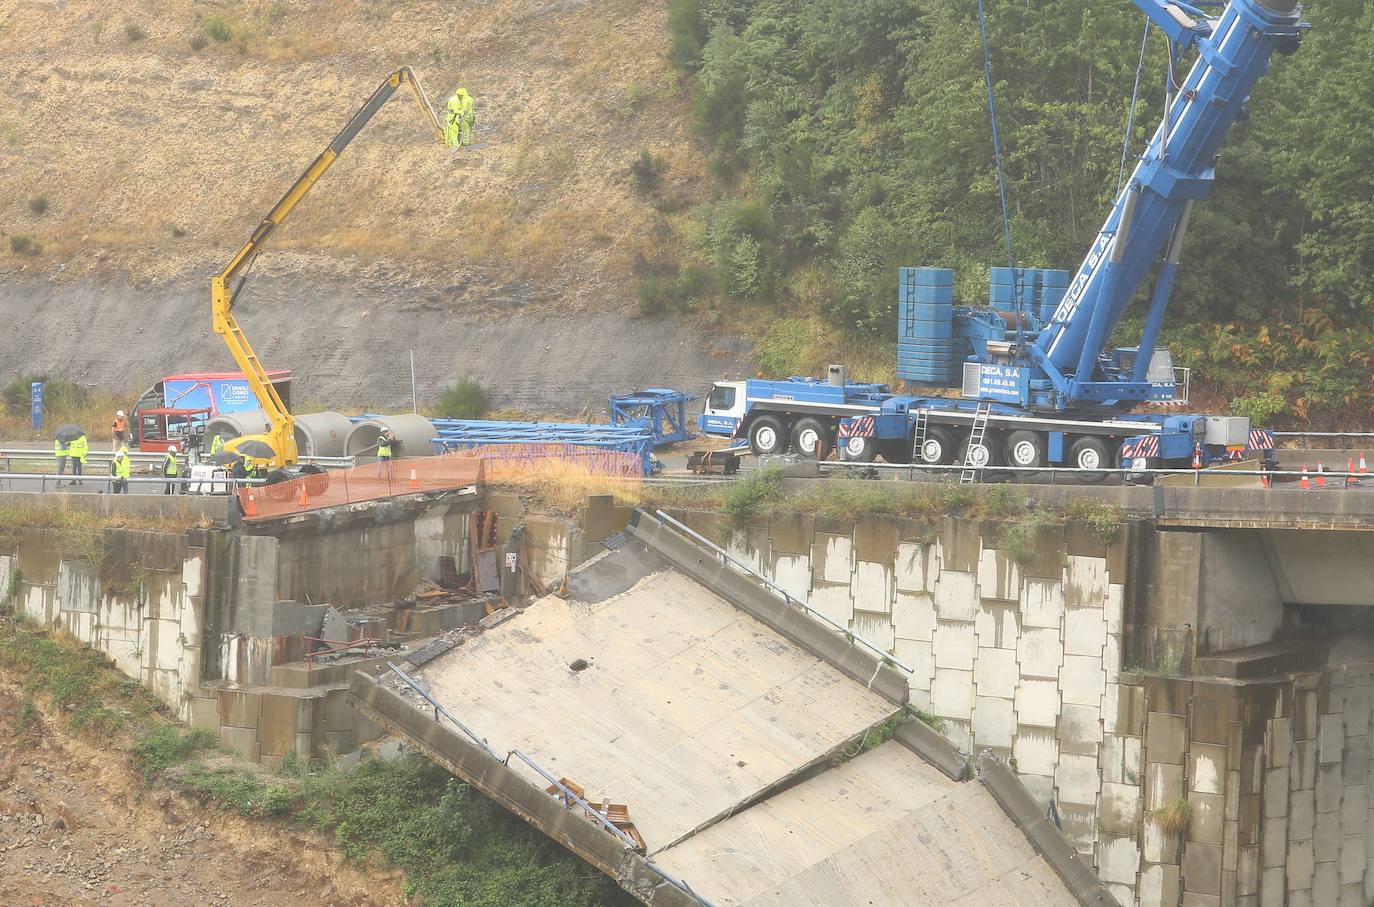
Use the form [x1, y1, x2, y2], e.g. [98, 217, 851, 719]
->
[910, 408, 929, 464]
[960, 403, 992, 484]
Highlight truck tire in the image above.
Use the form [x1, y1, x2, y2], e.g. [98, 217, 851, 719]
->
[961, 432, 998, 469]
[839, 434, 877, 462]
[915, 426, 955, 465]
[1005, 430, 1045, 469]
[748, 416, 787, 456]
[791, 417, 832, 461]
[1069, 436, 1110, 483]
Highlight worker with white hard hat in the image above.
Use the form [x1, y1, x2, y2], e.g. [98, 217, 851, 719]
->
[110, 445, 131, 494]
[111, 409, 128, 450]
[163, 443, 181, 495]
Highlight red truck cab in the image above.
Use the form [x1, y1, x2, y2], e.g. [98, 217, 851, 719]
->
[135, 407, 211, 454]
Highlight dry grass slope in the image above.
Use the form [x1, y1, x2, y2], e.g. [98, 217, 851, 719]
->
[0, 0, 702, 311]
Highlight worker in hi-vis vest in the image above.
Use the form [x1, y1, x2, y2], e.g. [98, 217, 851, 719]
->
[67, 433, 88, 486]
[445, 88, 475, 148]
[110, 446, 131, 494]
[163, 443, 181, 495]
[53, 437, 69, 486]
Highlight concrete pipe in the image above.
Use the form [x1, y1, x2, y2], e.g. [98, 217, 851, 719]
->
[293, 411, 353, 459]
[204, 410, 271, 449]
[345, 414, 439, 463]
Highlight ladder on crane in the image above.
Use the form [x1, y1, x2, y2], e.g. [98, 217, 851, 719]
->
[960, 403, 992, 484]
[910, 407, 929, 465]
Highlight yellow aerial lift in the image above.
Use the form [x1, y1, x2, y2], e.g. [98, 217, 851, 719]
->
[211, 66, 449, 476]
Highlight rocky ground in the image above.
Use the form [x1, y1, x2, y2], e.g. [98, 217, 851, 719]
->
[0, 682, 403, 907]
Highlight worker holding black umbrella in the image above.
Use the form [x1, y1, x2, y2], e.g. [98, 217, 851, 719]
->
[53, 424, 85, 488]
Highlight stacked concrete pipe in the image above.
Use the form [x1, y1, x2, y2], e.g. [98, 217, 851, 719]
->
[293, 412, 354, 458]
[204, 410, 272, 450]
[345, 414, 439, 463]
[204, 410, 355, 459]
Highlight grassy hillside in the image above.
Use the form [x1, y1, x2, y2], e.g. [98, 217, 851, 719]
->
[0, 0, 702, 310]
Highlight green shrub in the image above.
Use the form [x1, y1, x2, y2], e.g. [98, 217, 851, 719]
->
[133, 725, 217, 777]
[1228, 390, 1286, 426]
[28, 195, 48, 215]
[2, 373, 90, 414]
[436, 379, 488, 420]
[203, 14, 234, 43]
[636, 266, 710, 316]
[722, 466, 784, 527]
[9, 234, 41, 256]
[262, 783, 295, 817]
[189, 33, 208, 51]
[124, 21, 146, 42]
[1062, 497, 1124, 545]
[629, 148, 667, 194]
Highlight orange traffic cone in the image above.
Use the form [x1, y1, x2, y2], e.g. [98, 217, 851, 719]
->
[1316, 462, 1327, 488]
[297, 483, 310, 507]
[244, 491, 259, 516]
[1348, 459, 1361, 488]
[408, 467, 420, 490]
[1261, 470, 1271, 490]
[1361, 452, 1369, 477]
[1192, 443, 1203, 470]
[1300, 465, 1310, 490]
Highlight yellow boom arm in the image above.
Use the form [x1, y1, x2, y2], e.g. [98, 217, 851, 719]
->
[211, 66, 447, 467]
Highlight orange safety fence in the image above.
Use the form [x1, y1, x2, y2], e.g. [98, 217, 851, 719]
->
[445, 443, 645, 480]
[239, 455, 484, 521]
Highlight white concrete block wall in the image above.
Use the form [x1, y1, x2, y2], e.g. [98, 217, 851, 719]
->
[3, 544, 207, 722]
[730, 520, 1139, 903]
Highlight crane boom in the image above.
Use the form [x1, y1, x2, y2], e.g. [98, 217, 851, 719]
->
[211, 66, 448, 466]
[1028, 0, 1305, 407]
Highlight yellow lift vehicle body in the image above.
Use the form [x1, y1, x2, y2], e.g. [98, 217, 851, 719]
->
[211, 66, 448, 469]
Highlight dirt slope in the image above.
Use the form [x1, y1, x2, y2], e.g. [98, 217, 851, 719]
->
[0, 682, 402, 907]
[0, 0, 746, 410]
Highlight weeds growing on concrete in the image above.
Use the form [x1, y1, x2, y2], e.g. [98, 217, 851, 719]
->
[841, 713, 904, 762]
[722, 466, 785, 527]
[1154, 797, 1192, 835]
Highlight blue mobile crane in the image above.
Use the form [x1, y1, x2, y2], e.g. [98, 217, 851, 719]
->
[701, 0, 1303, 474]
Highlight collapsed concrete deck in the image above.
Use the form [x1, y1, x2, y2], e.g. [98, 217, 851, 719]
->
[350, 512, 1102, 906]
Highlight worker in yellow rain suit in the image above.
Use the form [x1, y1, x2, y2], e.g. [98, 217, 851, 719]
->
[445, 88, 475, 148]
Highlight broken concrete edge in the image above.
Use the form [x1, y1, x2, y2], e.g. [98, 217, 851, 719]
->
[346, 673, 705, 907]
[975, 752, 1120, 907]
[892, 717, 967, 781]
[625, 510, 910, 707]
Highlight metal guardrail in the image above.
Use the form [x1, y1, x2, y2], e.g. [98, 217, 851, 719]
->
[0, 472, 265, 494]
[385, 663, 718, 907]
[651, 510, 915, 676]
[1273, 432, 1374, 440]
[0, 447, 354, 472]
[813, 460, 1362, 488]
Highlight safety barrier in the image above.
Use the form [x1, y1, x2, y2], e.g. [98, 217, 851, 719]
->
[445, 443, 645, 480]
[238, 455, 483, 521]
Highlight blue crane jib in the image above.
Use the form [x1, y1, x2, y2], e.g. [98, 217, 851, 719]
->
[903, 0, 1305, 412]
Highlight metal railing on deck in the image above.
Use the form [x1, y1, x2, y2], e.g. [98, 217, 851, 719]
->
[651, 510, 915, 676]
[385, 663, 718, 907]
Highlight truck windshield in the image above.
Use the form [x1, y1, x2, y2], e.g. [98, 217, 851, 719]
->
[707, 385, 736, 411]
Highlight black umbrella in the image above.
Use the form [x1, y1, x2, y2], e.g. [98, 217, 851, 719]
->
[209, 450, 242, 466]
[53, 424, 85, 443]
[229, 439, 276, 460]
